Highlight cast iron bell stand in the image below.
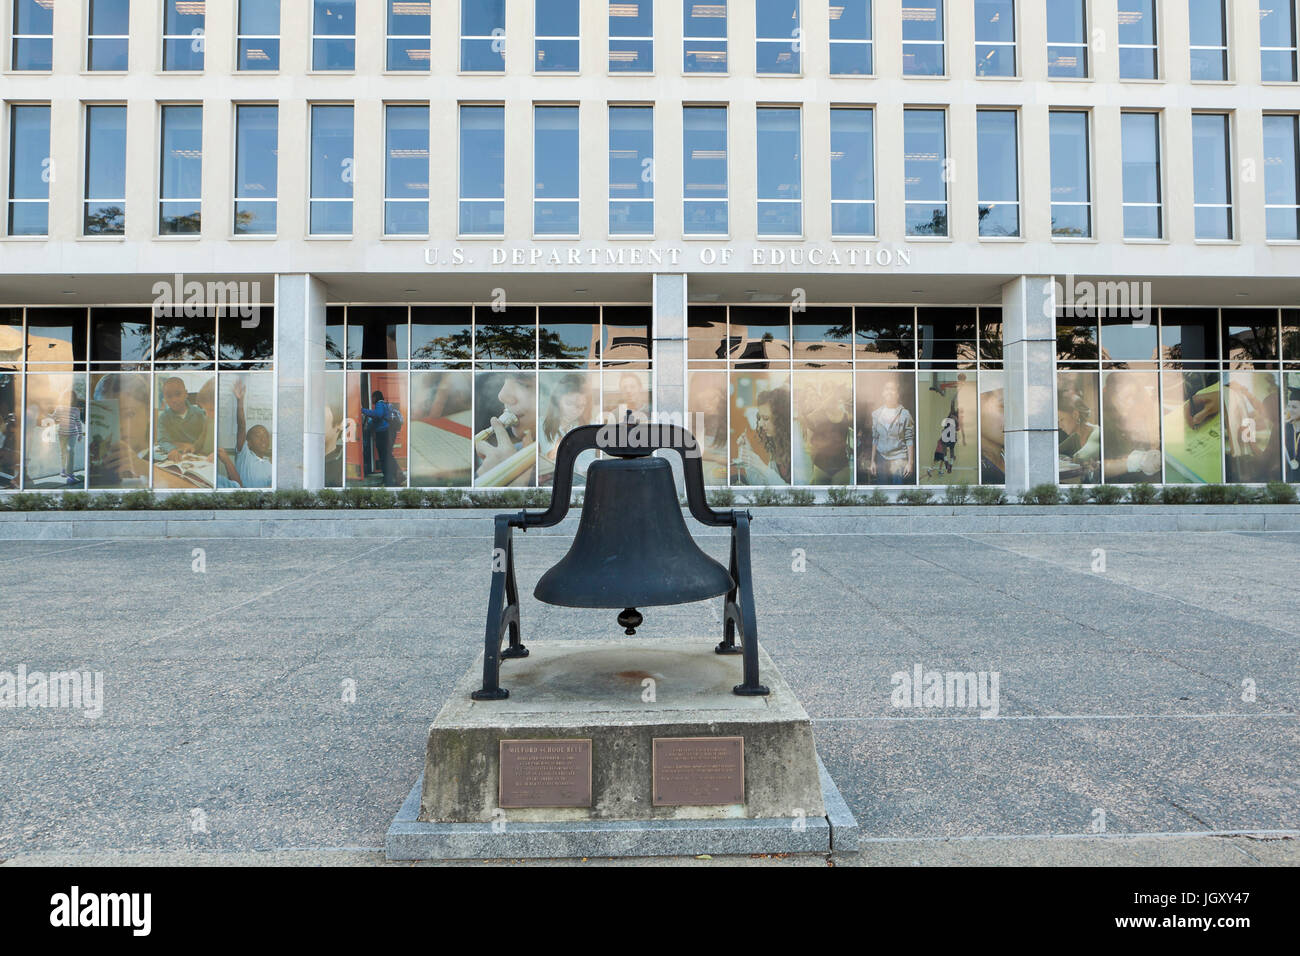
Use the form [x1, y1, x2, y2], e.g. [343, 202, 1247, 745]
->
[471, 423, 770, 701]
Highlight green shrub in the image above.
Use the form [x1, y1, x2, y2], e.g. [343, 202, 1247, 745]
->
[120, 490, 155, 511]
[1092, 485, 1126, 505]
[313, 489, 341, 508]
[1159, 485, 1194, 505]
[397, 488, 426, 509]
[12, 492, 56, 511]
[707, 488, 736, 508]
[943, 483, 971, 505]
[524, 488, 552, 508]
[972, 486, 1006, 506]
[825, 487, 859, 506]
[787, 488, 815, 506]
[1064, 486, 1093, 505]
[746, 487, 787, 506]
[1020, 483, 1062, 505]
[1223, 484, 1262, 504]
[272, 489, 316, 510]
[1265, 481, 1298, 505]
[897, 489, 935, 505]
[1191, 484, 1226, 504]
[1128, 482, 1158, 505]
[89, 493, 120, 511]
[57, 492, 92, 511]
[863, 489, 891, 506]
[158, 493, 204, 510]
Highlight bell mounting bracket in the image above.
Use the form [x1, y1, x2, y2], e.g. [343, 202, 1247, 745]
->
[471, 423, 770, 700]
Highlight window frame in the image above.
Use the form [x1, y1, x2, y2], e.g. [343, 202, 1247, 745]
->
[307, 103, 355, 238]
[461, 0, 506, 73]
[1046, 0, 1090, 79]
[608, 104, 655, 239]
[160, 0, 206, 73]
[1188, 0, 1229, 82]
[756, 0, 802, 76]
[6, 102, 52, 237]
[534, 0, 581, 74]
[382, 102, 430, 238]
[682, 104, 730, 238]
[902, 107, 949, 238]
[386, 0, 431, 73]
[756, 105, 803, 239]
[532, 103, 581, 239]
[1048, 108, 1094, 240]
[310, 0, 357, 73]
[233, 102, 280, 239]
[829, 106, 876, 239]
[458, 102, 506, 239]
[157, 102, 204, 238]
[973, 0, 1017, 79]
[609, 0, 654, 74]
[1120, 109, 1165, 241]
[1260, 0, 1299, 82]
[1263, 112, 1300, 241]
[1117, 0, 1160, 80]
[976, 108, 1021, 239]
[683, 0, 728, 74]
[1191, 111, 1234, 241]
[902, 0, 946, 77]
[10, 0, 54, 72]
[86, 0, 132, 73]
[829, 0, 874, 77]
[236, 0, 281, 73]
[83, 103, 128, 237]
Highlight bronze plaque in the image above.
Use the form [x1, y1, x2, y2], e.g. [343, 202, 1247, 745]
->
[498, 739, 593, 809]
[652, 737, 746, 807]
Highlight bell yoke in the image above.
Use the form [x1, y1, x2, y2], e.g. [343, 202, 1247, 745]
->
[471, 423, 770, 701]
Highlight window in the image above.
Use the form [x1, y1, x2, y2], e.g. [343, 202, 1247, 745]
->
[88, 0, 131, 71]
[85, 105, 127, 236]
[235, 105, 278, 236]
[757, 0, 800, 74]
[1121, 111, 1162, 239]
[1188, 0, 1227, 80]
[1261, 0, 1298, 82]
[460, 105, 505, 236]
[757, 107, 801, 236]
[388, 0, 430, 71]
[903, 109, 947, 236]
[977, 110, 1019, 237]
[1049, 110, 1091, 238]
[683, 106, 727, 235]
[1118, 0, 1158, 79]
[684, 0, 727, 72]
[159, 105, 202, 235]
[610, 0, 653, 72]
[237, 0, 280, 71]
[384, 105, 429, 236]
[536, 0, 580, 72]
[903, 0, 944, 75]
[11, 0, 52, 70]
[462, 0, 506, 71]
[830, 108, 874, 237]
[162, 0, 204, 71]
[830, 1, 872, 75]
[609, 106, 654, 236]
[1047, 0, 1088, 77]
[309, 105, 354, 235]
[1192, 113, 1232, 239]
[7, 105, 50, 236]
[975, 0, 1015, 77]
[1264, 114, 1300, 239]
[534, 106, 580, 236]
[313, 0, 356, 71]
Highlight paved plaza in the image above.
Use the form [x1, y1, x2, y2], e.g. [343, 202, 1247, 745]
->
[1, 525, 1296, 866]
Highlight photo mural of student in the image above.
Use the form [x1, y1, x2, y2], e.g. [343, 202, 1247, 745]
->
[730, 370, 791, 486]
[688, 370, 729, 485]
[538, 370, 600, 486]
[89, 373, 151, 488]
[1161, 370, 1223, 484]
[215, 377, 273, 488]
[149, 373, 216, 488]
[409, 370, 473, 487]
[1100, 371, 1162, 483]
[605, 370, 651, 424]
[324, 374, 345, 489]
[918, 371, 977, 485]
[0, 373, 17, 488]
[979, 371, 1005, 485]
[1224, 370, 1281, 483]
[792, 371, 853, 485]
[1286, 376, 1300, 482]
[856, 371, 916, 485]
[23, 373, 88, 488]
[473, 370, 537, 487]
[1056, 371, 1101, 484]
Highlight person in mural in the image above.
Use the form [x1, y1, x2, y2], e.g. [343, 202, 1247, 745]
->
[358, 389, 400, 486]
[1101, 374, 1162, 482]
[924, 397, 966, 479]
[690, 376, 729, 482]
[615, 372, 651, 424]
[89, 375, 151, 487]
[735, 386, 791, 485]
[980, 384, 1005, 485]
[156, 377, 208, 462]
[216, 380, 272, 488]
[1286, 389, 1300, 482]
[541, 373, 595, 467]
[794, 376, 853, 485]
[1057, 388, 1101, 484]
[475, 371, 538, 487]
[1224, 375, 1281, 483]
[324, 403, 345, 489]
[54, 403, 84, 484]
[869, 378, 915, 484]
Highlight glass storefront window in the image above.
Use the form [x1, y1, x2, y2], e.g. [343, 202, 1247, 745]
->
[1224, 370, 1282, 482]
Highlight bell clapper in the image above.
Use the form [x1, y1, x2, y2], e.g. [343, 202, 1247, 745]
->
[618, 608, 644, 636]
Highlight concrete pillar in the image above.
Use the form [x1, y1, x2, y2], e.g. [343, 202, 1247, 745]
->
[1002, 276, 1058, 497]
[274, 274, 328, 490]
[652, 274, 689, 491]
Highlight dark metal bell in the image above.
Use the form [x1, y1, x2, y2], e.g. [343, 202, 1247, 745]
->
[533, 456, 734, 623]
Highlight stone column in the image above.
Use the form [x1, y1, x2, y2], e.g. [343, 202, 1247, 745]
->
[652, 274, 689, 491]
[274, 274, 328, 490]
[1001, 276, 1058, 497]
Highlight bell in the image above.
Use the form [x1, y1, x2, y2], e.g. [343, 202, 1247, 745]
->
[534, 455, 734, 633]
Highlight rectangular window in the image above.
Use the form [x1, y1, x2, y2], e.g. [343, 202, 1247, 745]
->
[313, 0, 356, 71]
[460, 104, 505, 236]
[237, 0, 279, 71]
[309, 105, 353, 235]
[163, 0, 204, 71]
[683, 106, 728, 235]
[1192, 113, 1232, 239]
[609, 106, 654, 236]
[904, 108, 947, 236]
[88, 0, 131, 71]
[1121, 111, 1162, 239]
[1049, 110, 1091, 238]
[903, 0, 944, 75]
[385, 105, 429, 236]
[7, 105, 50, 236]
[610, 0, 653, 72]
[462, 0, 506, 71]
[684, 0, 727, 73]
[830, 0, 872, 75]
[757, 107, 801, 236]
[536, 0, 580, 72]
[1260, 0, 1298, 82]
[534, 105, 580, 236]
[1118, 0, 1158, 78]
[757, 0, 800, 74]
[159, 105, 202, 235]
[235, 105, 278, 236]
[1264, 114, 1300, 239]
[1047, 0, 1088, 77]
[830, 107, 874, 237]
[85, 105, 127, 236]
[388, 0, 430, 71]
[974, 0, 1016, 77]
[1188, 0, 1227, 80]
[977, 110, 1019, 237]
[11, 0, 53, 70]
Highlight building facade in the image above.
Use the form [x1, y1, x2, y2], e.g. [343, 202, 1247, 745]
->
[2, 0, 1298, 495]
